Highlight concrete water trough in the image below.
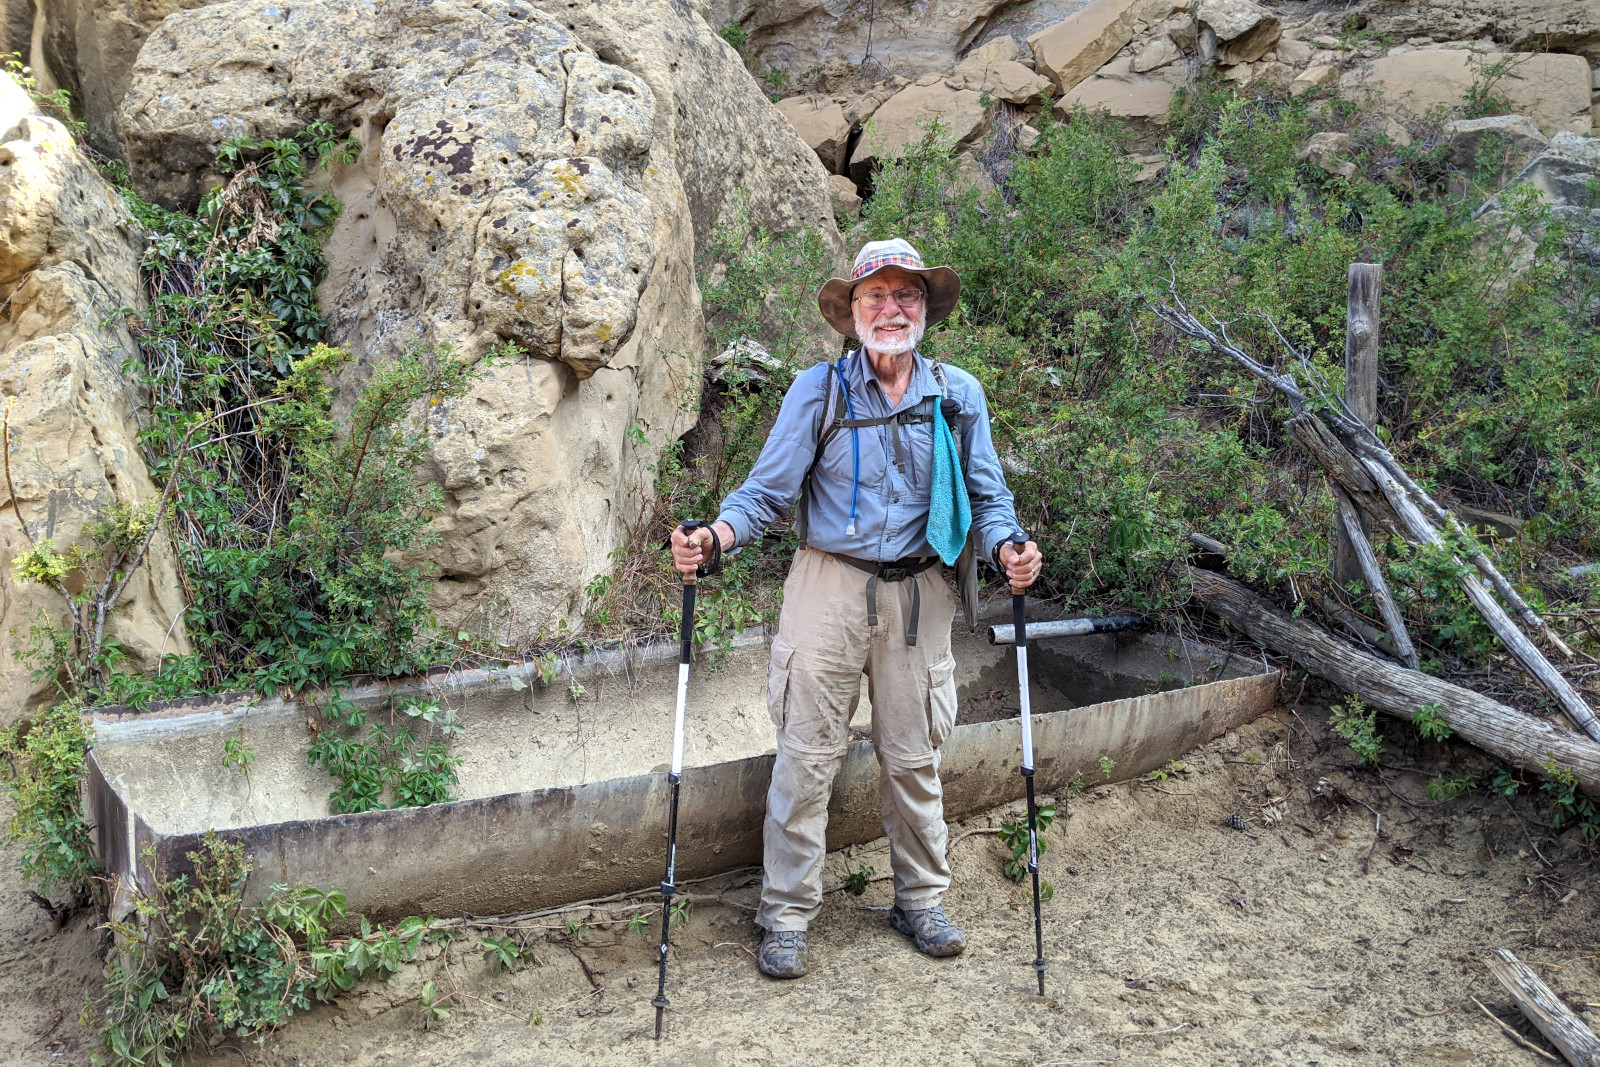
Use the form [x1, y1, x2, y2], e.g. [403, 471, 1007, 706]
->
[86, 623, 1279, 922]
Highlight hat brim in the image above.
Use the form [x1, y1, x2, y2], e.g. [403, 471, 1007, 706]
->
[817, 263, 960, 340]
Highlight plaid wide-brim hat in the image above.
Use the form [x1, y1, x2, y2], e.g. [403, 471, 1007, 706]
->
[817, 238, 960, 339]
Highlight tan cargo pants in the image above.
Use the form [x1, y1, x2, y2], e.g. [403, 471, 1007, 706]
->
[757, 547, 960, 932]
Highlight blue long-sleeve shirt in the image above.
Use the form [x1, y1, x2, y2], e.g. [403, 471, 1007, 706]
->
[716, 349, 1020, 566]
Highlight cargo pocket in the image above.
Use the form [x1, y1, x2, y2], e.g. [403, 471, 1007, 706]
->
[766, 636, 796, 731]
[925, 652, 958, 749]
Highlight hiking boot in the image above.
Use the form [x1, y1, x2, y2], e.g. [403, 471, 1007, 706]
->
[890, 903, 967, 957]
[757, 928, 808, 979]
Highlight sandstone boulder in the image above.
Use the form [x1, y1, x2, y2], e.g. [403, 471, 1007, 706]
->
[1290, 64, 1336, 96]
[1504, 130, 1600, 255]
[1029, 0, 1178, 94]
[1198, 0, 1280, 65]
[0, 76, 190, 723]
[1339, 50, 1593, 135]
[1130, 35, 1183, 73]
[1057, 74, 1174, 126]
[948, 36, 1051, 103]
[849, 81, 990, 185]
[1297, 131, 1358, 180]
[121, 0, 843, 642]
[1444, 115, 1548, 183]
[777, 96, 852, 173]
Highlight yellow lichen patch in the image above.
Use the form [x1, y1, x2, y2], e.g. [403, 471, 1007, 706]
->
[496, 260, 539, 295]
[551, 162, 585, 196]
[595, 323, 613, 342]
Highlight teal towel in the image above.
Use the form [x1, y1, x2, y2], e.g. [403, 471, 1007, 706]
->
[927, 402, 971, 566]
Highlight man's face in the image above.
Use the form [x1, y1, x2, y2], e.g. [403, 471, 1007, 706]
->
[852, 266, 927, 356]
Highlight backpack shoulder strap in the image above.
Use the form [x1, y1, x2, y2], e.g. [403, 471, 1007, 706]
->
[795, 356, 848, 542]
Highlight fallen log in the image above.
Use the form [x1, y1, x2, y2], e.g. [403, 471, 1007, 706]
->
[1488, 949, 1600, 1067]
[1184, 565, 1600, 794]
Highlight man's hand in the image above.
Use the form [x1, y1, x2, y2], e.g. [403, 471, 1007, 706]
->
[670, 520, 735, 576]
[999, 540, 1042, 593]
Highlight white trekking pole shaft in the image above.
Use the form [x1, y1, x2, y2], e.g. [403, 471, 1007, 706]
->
[653, 519, 702, 1039]
[1010, 532, 1046, 995]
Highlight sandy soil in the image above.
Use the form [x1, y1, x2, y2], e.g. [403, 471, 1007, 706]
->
[8, 700, 1600, 1067]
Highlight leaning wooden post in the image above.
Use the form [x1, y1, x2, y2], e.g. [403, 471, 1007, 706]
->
[1489, 948, 1600, 1066]
[1333, 262, 1382, 586]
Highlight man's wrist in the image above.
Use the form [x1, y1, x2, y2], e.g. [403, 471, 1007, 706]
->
[713, 520, 737, 552]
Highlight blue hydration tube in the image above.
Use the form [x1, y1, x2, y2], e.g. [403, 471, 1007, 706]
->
[834, 358, 860, 537]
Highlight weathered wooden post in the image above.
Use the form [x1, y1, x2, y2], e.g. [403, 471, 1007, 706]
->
[1333, 262, 1382, 586]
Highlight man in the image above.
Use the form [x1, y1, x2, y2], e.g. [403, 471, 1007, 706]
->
[671, 238, 1042, 978]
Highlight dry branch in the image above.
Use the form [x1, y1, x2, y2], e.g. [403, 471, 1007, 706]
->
[1488, 949, 1600, 1067]
[1361, 458, 1600, 743]
[1184, 566, 1600, 794]
[1330, 484, 1417, 669]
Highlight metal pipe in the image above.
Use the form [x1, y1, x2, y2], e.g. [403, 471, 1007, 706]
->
[988, 613, 1147, 646]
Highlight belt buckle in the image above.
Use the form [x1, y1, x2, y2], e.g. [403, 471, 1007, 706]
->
[880, 565, 909, 582]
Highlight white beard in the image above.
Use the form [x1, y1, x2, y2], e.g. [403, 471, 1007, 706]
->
[853, 307, 926, 356]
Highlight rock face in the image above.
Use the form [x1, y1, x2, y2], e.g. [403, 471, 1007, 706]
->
[34, 0, 216, 154]
[706, 0, 1057, 81]
[2, 0, 33, 66]
[1345, 0, 1600, 63]
[0, 76, 189, 723]
[120, 0, 842, 641]
[1339, 50, 1593, 135]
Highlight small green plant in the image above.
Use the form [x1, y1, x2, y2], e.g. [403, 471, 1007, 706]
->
[1426, 775, 1477, 802]
[627, 912, 650, 935]
[668, 898, 690, 932]
[482, 934, 525, 973]
[1069, 776, 1086, 795]
[718, 20, 749, 53]
[1098, 755, 1116, 779]
[308, 695, 463, 813]
[416, 979, 451, 1028]
[222, 727, 256, 779]
[842, 863, 874, 895]
[997, 804, 1056, 882]
[1541, 756, 1600, 839]
[1329, 697, 1383, 766]
[1412, 703, 1452, 742]
[1490, 764, 1526, 796]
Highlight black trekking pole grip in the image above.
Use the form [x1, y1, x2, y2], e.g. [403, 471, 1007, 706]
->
[654, 520, 703, 1039]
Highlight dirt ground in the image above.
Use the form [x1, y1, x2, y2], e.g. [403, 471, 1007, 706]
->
[7, 701, 1600, 1067]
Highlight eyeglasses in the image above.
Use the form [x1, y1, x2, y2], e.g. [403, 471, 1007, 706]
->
[853, 287, 926, 311]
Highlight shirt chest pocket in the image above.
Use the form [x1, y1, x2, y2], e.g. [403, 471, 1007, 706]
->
[817, 422, 887, 490]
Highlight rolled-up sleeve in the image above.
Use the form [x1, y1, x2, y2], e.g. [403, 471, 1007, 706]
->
[715, 363, 828, 548]
[953, 375, 1020, 567]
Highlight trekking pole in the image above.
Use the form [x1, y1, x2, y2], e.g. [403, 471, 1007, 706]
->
[652, 519, 703, 1039]
[1010, 532, 1047, 995]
